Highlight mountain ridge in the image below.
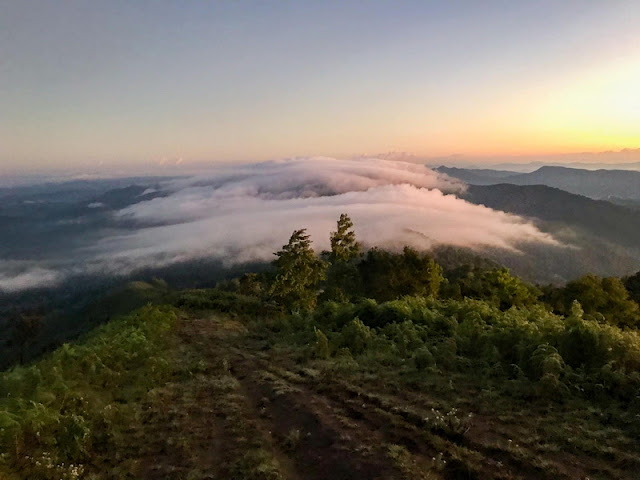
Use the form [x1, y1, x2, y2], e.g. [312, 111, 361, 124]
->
[437, 165, 640, 200]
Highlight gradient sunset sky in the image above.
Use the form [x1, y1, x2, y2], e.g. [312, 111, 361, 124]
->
[1, 0, 639, 172]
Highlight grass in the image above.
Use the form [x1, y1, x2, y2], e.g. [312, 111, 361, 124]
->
[2, 294, 640, 479]
[0, 305, 176, 479]
[247, 308, 640, 480]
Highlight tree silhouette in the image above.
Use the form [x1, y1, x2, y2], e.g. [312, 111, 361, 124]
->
[269, 229, 327, 312]
[358, 247, 443, 302]
[10, 311, 42, 365]
[323, 214, 362, 302]
[329, 214, 361, 263]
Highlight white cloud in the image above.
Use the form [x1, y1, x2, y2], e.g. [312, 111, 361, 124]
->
[0, 262, 62, 292]
[98, 157, 557, 270]
[0, 157, 562, 292]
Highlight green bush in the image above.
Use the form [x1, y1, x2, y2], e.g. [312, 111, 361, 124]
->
[285, 288, 640, 402]
[383, 321, 425, 357]
[312, 328, 330, 359]
[529, 344, 565, 381]
[340, 318, 373, 355]
[413, 347, 435, 370]
[0, 305, 176, 479]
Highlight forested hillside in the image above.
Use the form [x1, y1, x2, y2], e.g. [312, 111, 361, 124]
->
[2, 215, 640, 479]
[464, 184, 640, 249]
[437, 166, 640, 201]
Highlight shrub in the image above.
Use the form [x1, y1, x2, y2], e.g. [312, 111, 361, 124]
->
[340, 318, 373, 355]
[413, 347, 435, 370]
[375, 301, 414, 327]
[383, 321, 425, 357]
[432, 337, 457, 369]
[300, 294, 640, 402]
[0, 305, 176, 479]
[456, 311, 488, 357]
[312, 328, 330, 359]
[529, 344, 565, 381]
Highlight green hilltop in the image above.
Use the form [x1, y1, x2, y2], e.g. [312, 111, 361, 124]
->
[2, 215, 640, 479]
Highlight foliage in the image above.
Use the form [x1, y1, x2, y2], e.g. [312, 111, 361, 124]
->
[529, 343, 565, 380]
[339, 318, 373, 355]
[328, 213, 362, 263]
[237, 272, 268, 297]
[449, 267, 541, 309]
[413, 347, 435, 370]
[312, 328, 330, 359]
[322, 214, 362, 302]
[308, 293, 640, 403]
[624, 270, 640, 305]
[0, 305, 176, 479]
[8, 312, 42, 365]
[269, 229, 327, 312]
[551, 274, 640, 327]
[358, 247, 443, 302]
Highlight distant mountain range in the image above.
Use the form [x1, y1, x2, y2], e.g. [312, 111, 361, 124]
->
[437, 166, 640, 201]
[463, 184, 640, 250]
[446, 182, 640, 283]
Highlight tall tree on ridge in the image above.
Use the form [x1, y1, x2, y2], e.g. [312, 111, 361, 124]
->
[323, 214, 362, 302]
[269, 229, 327, 312]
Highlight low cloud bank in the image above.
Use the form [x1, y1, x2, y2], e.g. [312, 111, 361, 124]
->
[0, 261, 62, 292]
[97, 157, 557, 270]
[0, 157, 560, 292]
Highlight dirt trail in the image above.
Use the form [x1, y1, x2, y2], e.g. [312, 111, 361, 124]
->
[187, 316, 406, 480]
[130, 322, 228, 479]
[235, 357, 405, 480]
[117, 314, 625, 480]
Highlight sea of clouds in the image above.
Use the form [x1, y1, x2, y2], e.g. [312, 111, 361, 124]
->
[91, 157, 557, 269]
[1, 157, 560, 292]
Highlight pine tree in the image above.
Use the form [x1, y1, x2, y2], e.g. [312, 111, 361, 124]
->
[329, 214, 361, 263]
[269, 229, 327, 312]
[324, 214, 362, 301]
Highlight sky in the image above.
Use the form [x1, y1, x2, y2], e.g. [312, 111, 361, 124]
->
[1, 0, 639, 173]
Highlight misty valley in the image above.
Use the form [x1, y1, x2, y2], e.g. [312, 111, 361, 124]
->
[1, 159, 640, 479]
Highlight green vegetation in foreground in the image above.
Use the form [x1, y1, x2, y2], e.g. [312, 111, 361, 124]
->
[0, 305, 176, 479]
[171, 214, 640, 477]
[2, 213, 640, 479]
